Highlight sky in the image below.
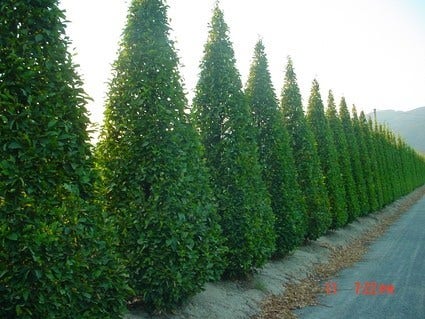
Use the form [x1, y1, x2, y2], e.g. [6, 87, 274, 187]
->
[59, 0, 425, 131]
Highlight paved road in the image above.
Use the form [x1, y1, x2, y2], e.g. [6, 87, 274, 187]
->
[296, 195, 425, 319]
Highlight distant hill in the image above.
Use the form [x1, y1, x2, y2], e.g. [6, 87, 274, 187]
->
[369, 107, 425, 154]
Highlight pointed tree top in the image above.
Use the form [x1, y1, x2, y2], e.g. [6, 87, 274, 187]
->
[287, 55, 294, 65]
[210, 3, 227, 33]
[308, 78, 322, 103]
[359, 110, 368, 123]
[126, 0, 168, 31]
[352, 104, 358, 117]
[338, 97, 351, 120]
[284, 56, 298, 83]
[254, 38, 265, 54]
[307, 79, 325, 119]
[246, 38, 275, 100]
[339, 96, 349, 111]
[328, 90, 335, 104]
[251, 39, 269, 69]
[281, 57, 303, 114]
[327, 90, 337, 115]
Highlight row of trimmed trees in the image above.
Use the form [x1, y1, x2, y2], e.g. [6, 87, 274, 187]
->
[2, 0, 425, 317]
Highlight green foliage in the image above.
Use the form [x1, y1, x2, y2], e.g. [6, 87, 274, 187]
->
[366, 120, 425, 207]
[307, 82, 348, 228]
[383, 129, 404, 199]
[192, 6, 276, 277]
[0, 1, 130, 318]
[339, 98, 369, 215]
[96, 0, 225, 312]
[369, 120, 390, 207]
[280, 59, 331, 240]
[2, 1, 424, 315]
[401, 136, 424, 189]
[326, 92, 361, 222]
[362, 113, 384, 209]
[352, 107, 379, 214]
[245, 41, 306, 256]
[373, 124, 393, 205]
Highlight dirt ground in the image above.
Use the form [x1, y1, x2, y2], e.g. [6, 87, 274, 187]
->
[126, 185, 425, 319]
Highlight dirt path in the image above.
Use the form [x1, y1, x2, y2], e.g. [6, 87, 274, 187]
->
[254, 186, 425, 319]
[294, 192, 425, 319]
[126, 186, 425, 319]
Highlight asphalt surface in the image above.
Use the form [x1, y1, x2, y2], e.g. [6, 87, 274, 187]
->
[296, 195, 425, 319]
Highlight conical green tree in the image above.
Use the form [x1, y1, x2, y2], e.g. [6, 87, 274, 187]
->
[192, 6, 276, 277]
[306, 81, 348, 228]
[326, 92, 361, 222]
[280, 59, 331, 240]
[385, 128, 400, 200]
[245, 40, 306, 256]
[376, 124, 396, 204]
[352, 106, 378, 214]
[339, 98, 369, 215]
[394, 137, 409, 194]
[362, 113, 384, 209]
[0, 1, 130, 317]
[373, 123, 392, 205]
[96, 0, 225, 311]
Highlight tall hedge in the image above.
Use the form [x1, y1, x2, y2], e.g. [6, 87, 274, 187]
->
[372, 122, 392, 206]
[96, 0, 225, 311]
[245, 41, 306, 256]
[378, 124, 399, 203]
[383, 129, 403, 199]
[352, 106, 378, 214]
[192, 6, 276, 277]
[306, 81, 348, 228]
[339, 98, 369, 215]
[0, 1, 130, 318]
[326, 92, 361, 222]
[362, 113, 384, 209]
[368, 117, 388, 208]
[280, 59, 331, 240]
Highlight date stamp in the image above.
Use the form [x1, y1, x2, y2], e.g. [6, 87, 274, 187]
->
[355, 281, 395, 295]
[323, 281, 395, 295]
